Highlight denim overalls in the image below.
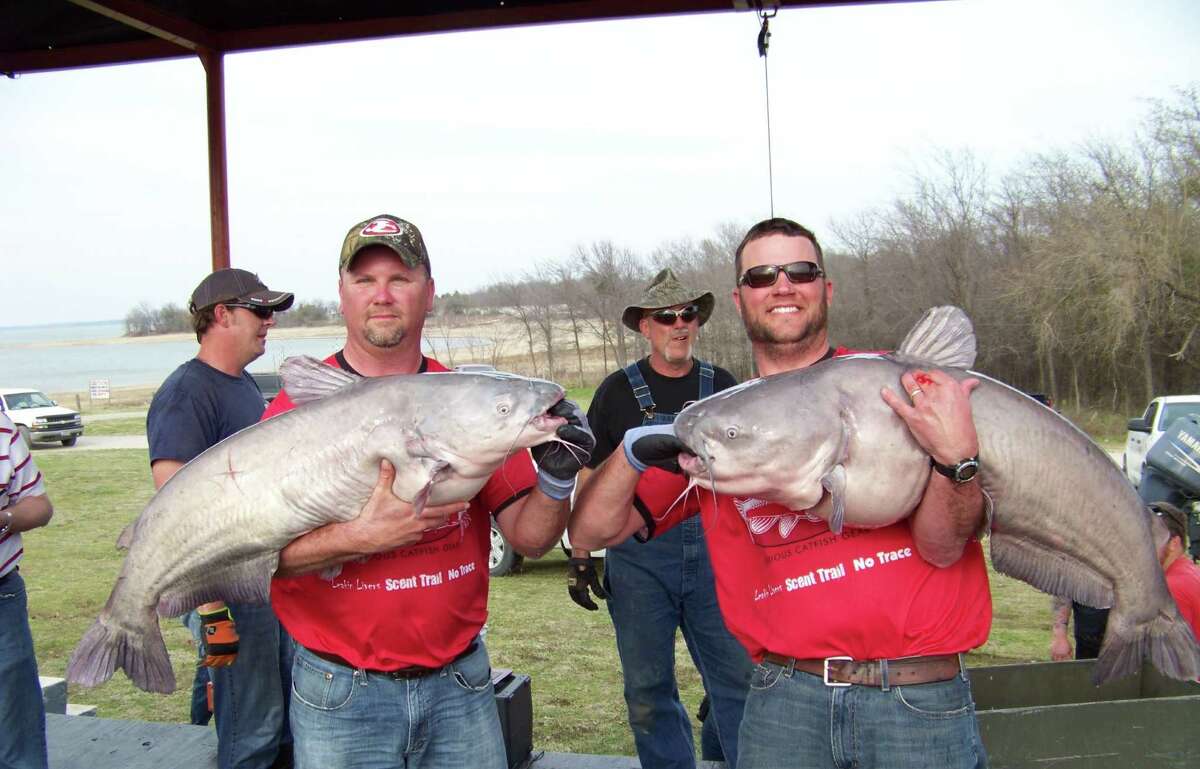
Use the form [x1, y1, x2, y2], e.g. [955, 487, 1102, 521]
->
[603, 359, 751, 769]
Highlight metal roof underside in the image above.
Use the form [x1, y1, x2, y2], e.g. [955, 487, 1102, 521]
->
[1, 0, 910, 75]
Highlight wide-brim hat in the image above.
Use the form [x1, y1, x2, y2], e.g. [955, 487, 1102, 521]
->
[188, 268, 295, 314]
[621, 268, 715, 332]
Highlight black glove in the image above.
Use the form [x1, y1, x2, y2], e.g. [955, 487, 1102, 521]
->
[532, 399, 595, 482]
[567, 556, 609, 611]
[623, 424, 690, 475]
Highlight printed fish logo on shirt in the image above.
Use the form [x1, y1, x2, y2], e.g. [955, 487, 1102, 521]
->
[733, 496, 827, 547]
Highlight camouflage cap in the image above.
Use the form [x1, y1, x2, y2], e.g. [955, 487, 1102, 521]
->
[188, 268, 294, 314]
[621, 268, 715, 332]
[339, 214, 431, 275]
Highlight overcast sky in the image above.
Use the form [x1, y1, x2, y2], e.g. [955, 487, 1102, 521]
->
[3, 0, 1198, 326]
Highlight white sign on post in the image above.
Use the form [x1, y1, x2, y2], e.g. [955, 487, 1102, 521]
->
[88, 378, 111, 401]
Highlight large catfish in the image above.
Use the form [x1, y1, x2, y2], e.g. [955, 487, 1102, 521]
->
[68, 356, 567, 694]
[673, 306, 1200, 685]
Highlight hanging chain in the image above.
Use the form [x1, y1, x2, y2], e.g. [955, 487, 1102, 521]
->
[757, 5, 777, 217]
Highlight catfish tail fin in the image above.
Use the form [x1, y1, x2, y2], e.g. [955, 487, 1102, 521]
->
[66, 610, 175, 694]
[1093, 607, 1200, 685]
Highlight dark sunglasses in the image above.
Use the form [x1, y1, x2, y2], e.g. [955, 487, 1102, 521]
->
[738, 260, 824, 289]
[648, 304, 700, 325]
[224, 302, 275, 320]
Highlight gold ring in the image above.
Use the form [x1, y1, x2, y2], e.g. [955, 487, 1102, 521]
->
[908, 388, 924, 399]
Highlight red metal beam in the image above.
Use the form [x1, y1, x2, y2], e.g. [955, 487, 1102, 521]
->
[0, 38, 188, 74]
[199, 50, 231, 273]
[66, 0, 218, 53]
[219, 0, 739, 53]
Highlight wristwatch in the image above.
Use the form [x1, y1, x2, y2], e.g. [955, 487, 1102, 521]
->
[930, 455, 980, 484]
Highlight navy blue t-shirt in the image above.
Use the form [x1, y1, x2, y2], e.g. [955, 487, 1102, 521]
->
[147, 358, 265, 464]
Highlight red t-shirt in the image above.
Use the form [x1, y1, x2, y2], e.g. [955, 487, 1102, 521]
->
[635, 346, 992, 662]
[264, 354, 537, 670]
[1165, 557, 1200, 641]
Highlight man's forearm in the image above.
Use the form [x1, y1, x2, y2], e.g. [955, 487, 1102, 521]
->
[502, 489, 570, 559]
[1052, 597, 1071, 634]
[568, 451, 644, 550]
[909, 474, 984, 567]
[4, 493, 53, 532]
[275, 522, 367, 578]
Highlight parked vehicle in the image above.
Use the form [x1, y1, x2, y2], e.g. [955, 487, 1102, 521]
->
[489, 518, 525, 577]
[0, 388, 84, 447]
[250, 372, 283, 404]
[488, 520, 606, 577]
[1123, 395, 1200, 487]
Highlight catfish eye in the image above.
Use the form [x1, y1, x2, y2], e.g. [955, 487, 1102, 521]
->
[725, 426, 739, 440]
[496, 402, 512, 416]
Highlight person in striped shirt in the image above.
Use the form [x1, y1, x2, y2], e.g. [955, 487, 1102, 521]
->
[1, 411, 55, 769]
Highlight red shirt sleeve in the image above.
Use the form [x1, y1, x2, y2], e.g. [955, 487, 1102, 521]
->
[262, 389, 296, 421]
[631, 468, 699, 540]
[480, 449, 537, 518]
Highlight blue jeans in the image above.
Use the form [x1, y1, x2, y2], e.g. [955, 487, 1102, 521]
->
[605, 518, 752, 769]
[188, 603, 294, 769]
[0, 570, 48, 769]
[289, 640, 505, 769]
[737, 659, 987, 769]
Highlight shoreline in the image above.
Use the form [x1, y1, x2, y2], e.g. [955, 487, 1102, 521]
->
[39, 314, 619, 406]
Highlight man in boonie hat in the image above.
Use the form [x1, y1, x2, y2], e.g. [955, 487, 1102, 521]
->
[149, 267, 295, 768]
[568, 268, 751, 768]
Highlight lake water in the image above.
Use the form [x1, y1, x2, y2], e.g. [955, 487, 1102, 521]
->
[0, 320, 491, 393]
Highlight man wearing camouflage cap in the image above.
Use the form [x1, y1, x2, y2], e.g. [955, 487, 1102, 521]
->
[568, 268, 751, 769]
[264, 214, 594, 769]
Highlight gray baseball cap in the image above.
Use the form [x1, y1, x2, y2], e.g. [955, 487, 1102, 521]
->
[188, 268, 294, 314]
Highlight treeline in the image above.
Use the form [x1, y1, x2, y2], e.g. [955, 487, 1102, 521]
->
[449, 87, 1199, 411]
[124, 300, 341, 337]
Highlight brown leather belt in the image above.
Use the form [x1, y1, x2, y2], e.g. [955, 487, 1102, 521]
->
[762, 652, 963, 688]
[306, 640, 477, 681]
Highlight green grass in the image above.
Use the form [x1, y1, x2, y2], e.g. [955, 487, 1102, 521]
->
[25, 450, 195, 721]
[25, 445, 1056, 757]
[82, 417, 147, 436]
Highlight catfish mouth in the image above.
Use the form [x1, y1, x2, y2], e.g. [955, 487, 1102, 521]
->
[530, 412, 567, 435]
[678, 453, 707, 478]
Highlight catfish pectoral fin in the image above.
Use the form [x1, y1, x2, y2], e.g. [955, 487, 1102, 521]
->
[821, 465, 848, 534]
[990, 533, 1113, 609]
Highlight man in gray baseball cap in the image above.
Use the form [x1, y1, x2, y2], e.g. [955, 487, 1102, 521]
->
[150, 266, 296, 769]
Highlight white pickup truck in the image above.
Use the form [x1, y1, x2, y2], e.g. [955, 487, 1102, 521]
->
[1123, 395, 1200, 487]
[0, 388, 85, 447]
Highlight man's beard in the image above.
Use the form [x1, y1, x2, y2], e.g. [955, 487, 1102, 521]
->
[364, 322, 406, 348]
[660, 339, 694, 365]
[743, 297, 829, 347]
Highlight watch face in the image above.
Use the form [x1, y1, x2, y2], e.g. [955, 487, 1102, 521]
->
[956, 461, 980, 483]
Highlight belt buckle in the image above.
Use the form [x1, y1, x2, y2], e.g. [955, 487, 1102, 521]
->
[822, 656, 853, 687]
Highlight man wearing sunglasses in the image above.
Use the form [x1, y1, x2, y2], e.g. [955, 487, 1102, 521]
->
[147, 268, 295, 769]
[571, 218, 990, 769]
[569, 268, 751, 769]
